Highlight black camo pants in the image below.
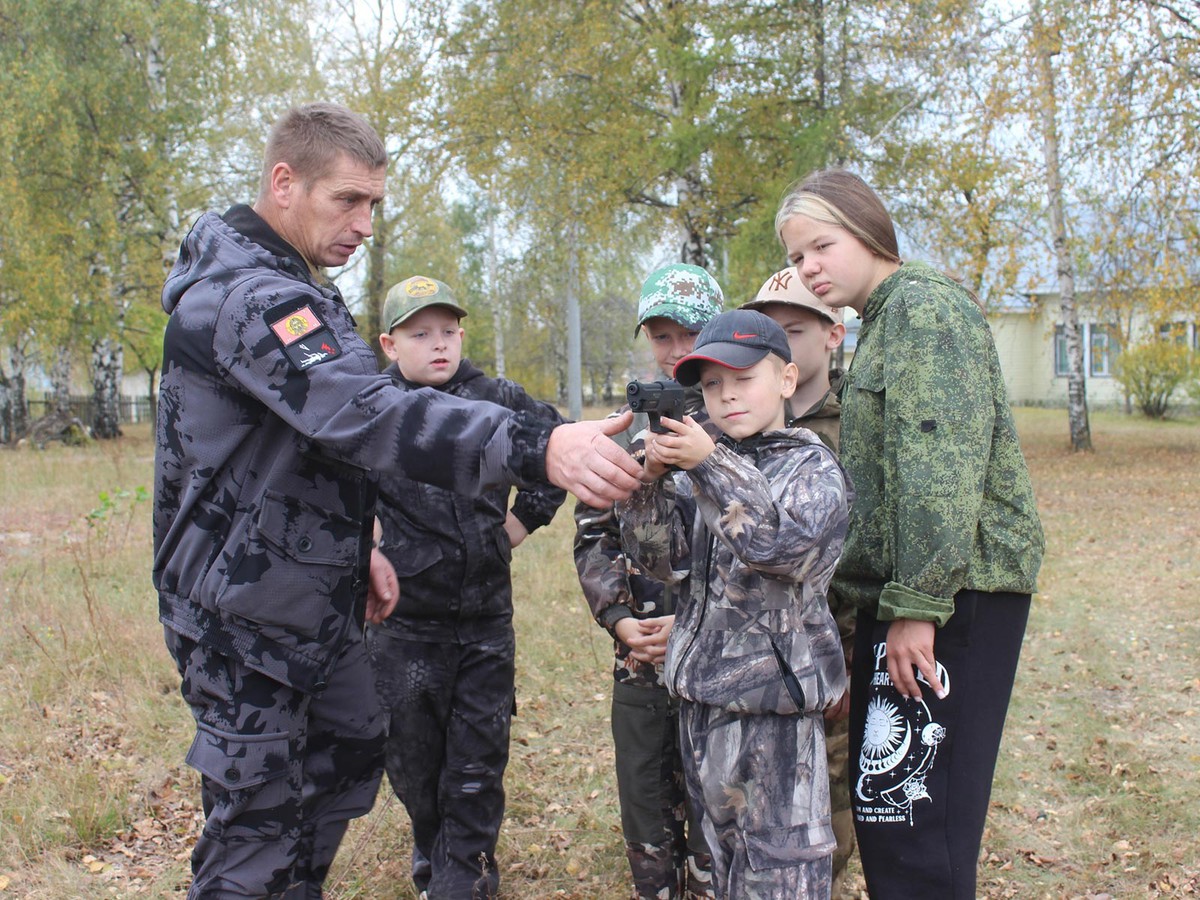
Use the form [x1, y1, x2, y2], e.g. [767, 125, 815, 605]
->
[366, 624, 515, 900]
[165, 625, 385, 899]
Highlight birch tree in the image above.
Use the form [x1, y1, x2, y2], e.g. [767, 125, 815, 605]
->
[1031, 0, 1092, 449]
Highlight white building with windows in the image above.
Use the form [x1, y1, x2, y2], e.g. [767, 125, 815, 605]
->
[834, 292, 1197, 409]
[988, 293, 1198, 407]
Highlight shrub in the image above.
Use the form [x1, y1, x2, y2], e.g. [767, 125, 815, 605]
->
[1112, 342, 1195, 418]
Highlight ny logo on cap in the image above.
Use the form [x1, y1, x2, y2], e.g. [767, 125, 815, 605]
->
[768, 270, 794, 292]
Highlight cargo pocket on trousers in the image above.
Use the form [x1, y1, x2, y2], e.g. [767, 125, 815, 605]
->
[185, 723, 291, 840]
[743, 822, 837, 871]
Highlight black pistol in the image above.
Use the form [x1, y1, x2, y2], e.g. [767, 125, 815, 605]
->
[626, 379, 686, 434]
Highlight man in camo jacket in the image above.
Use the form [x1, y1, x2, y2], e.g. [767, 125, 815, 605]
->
[574, 263, 723, 899]
[153, 102, 640, 899]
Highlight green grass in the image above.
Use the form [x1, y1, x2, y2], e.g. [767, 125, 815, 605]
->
[1, 410, 1197, 898]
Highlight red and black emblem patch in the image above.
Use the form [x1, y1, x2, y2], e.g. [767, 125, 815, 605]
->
[284, 330, 342, 370]
[266, 304, 341, 370]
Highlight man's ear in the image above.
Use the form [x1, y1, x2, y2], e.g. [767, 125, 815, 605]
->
[826, 322, 847, 351]
[268, 161, 298, 209]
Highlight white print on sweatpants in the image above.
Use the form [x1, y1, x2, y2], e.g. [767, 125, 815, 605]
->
[854, 640, 948, 826]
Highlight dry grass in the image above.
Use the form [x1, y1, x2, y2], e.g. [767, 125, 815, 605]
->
[0, 409, 1197, 898]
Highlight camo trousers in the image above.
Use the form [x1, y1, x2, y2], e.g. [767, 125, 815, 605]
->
[678, 701, 835, 900]
[826, 715, 857, 899]
[612, 682, 714, 899]
[165, 625, 385, 899]
[366, 624, 515, 900]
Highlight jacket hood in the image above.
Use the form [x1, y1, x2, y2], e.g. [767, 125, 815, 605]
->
[385, 358, 483, 391]
[718, 426, 819, 457]
[162, 208, 308, 316]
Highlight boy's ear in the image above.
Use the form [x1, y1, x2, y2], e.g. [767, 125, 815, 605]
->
[378, 331, 398, 361]
[780, 361, 799, 399]
[826, 322, 847, 351]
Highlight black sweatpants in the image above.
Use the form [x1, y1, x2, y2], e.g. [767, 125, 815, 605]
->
[848, 591, 1031, 900]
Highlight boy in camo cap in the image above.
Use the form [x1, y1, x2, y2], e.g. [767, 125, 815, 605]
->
[366, 275, 568, 900]
[574, 263, 723, 899]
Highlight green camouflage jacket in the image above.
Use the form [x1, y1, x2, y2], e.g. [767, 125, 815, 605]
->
[786, 370, 843, 454]
[833, 262, 1044, 625]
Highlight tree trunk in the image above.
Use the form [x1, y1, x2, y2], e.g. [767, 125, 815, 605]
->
[367, 206, 388, 368]
[677, 168, 709, 268]
[51, 345, 72, 415]
[90, 337, 124, 439]
[1032, 0, 1092, 451]
[0, 366, 12, 445]
[488, 191, 506, 378]
[565, 217, 583, 421]
[5, 344, 31, 442]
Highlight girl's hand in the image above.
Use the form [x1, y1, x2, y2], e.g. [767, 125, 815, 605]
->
[885, 618, 946, 700]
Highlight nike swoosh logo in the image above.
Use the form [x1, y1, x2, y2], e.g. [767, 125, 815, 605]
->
[732, 331, 759, 339]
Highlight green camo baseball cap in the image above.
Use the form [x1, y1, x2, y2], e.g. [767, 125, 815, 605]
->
[635, 263, 724, 336]
[382, 275, 468, 331]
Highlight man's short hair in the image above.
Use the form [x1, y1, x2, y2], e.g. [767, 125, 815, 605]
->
[259, 102, 387, 196]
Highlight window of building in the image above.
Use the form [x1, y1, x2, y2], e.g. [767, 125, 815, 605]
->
[1158, 322, 1190, 345]
[1089, 323, 1118, 377]
[1053, 325, 1069, 376]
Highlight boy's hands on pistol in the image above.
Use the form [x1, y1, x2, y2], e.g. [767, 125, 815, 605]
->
[615, 615, 674, 665]
[644, 415, 715, 477]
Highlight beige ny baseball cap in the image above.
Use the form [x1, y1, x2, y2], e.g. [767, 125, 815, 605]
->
[741, 267, 840, 324]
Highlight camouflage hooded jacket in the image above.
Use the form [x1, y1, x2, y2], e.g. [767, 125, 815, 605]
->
[616, 429, 850, 716]
[153, 206, 554, 693]
[573, 386, 719, 688]
[834, 261, 1045, 626]
[787, 379, 855, 664]
[374, 359, 566, 638]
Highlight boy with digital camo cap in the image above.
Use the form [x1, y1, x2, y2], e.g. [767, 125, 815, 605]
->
[617, 309, 852, 899]
[574, 263, 723, 899]
[365, 275, 568, 900]
[742, 267, 857, 898]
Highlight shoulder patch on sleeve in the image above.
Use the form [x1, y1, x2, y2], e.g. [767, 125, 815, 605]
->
[268, 304, 325, 347]
[283, 329, 342, 370]
[264, 303, 342, 370]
